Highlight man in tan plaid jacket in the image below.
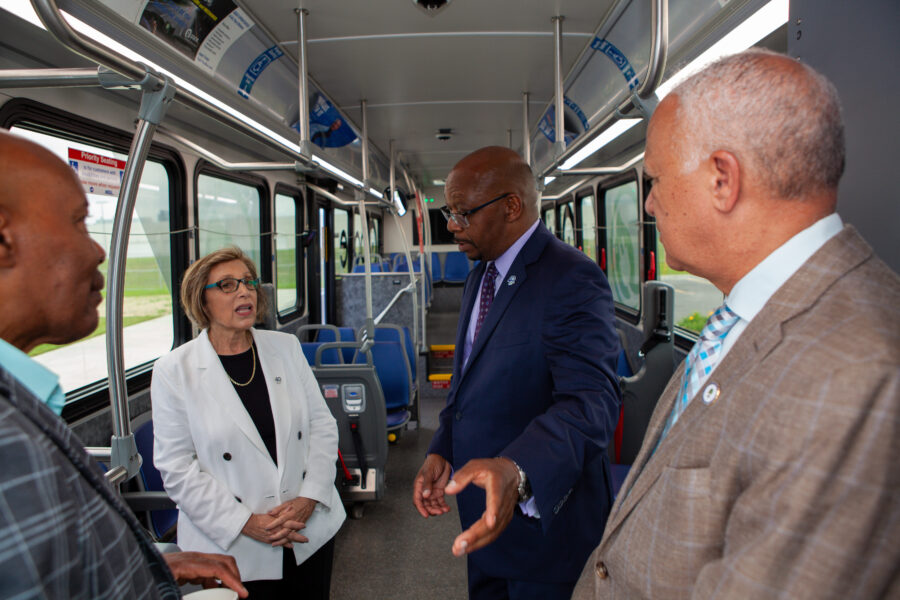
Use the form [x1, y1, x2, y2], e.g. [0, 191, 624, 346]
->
[573, 49, 899, 600]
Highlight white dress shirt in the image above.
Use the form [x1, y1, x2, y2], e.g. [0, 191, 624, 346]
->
[719, 213, 844, 367]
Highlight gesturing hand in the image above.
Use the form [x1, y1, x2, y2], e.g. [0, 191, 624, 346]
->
[163, 551, 248, 598]
[413, 453, 453, 518]
[444, 457, 520, 556]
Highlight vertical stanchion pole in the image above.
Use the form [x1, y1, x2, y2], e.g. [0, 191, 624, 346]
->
[522, 91, 531, 165]
[296, 8, 311, 158]
[552, 16, 566, 160]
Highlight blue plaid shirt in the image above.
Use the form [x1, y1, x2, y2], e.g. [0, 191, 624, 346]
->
[0, 364, 180, 599]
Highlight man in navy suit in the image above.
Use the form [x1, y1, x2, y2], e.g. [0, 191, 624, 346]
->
[413, 146, 621, 599]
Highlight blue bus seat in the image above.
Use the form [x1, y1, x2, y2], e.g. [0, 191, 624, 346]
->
[443, 251, 470, 283]
[431, 253, 443, 283]
[352, 263, 382, 273]
[125, 413, 177, 541]
[373, 325, 416, 382]
[314, 326, 358, 364]
[354, 341, 411, 430]
[302, 342, 342, 365]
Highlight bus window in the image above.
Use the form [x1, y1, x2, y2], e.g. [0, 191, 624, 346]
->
[604, 180, 641, 311]
[334, 208, 350, 273]
[579, 194, 597, 261]
[11, 126, 175, 395]
[197, 174, 262, 268]
[542, 207, 556, 235]
[560, 201, 576, 247]
[352, 211, 363, 265]
[655, 234, 723, 334]
[274, 192, 298, 315]
[369, 217, 381, 257]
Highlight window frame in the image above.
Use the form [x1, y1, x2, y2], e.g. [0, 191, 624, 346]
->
[193, 162, 271, 283]
[0, 99, 189, 422]
[598, 170, 643, 323]
[559, 200, 577, 247]
[575, 186, 597, 260]
[273, 183, 305, 322]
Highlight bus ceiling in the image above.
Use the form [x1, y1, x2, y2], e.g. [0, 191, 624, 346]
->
[6, 0, 787, 199]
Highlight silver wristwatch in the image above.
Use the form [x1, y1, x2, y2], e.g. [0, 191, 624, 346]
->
[509, 459, 532, 503]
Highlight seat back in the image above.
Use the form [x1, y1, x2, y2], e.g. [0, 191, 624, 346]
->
[297, 324, 343, 364]
[302, 342, 342, 365]
[131, 414, 178, 540]
[312, 342, 388, 502]
[372, 324, 416, 382]
[431, 253, 443, 283]
[353, 262, 382, 273]
[443, 251, 470, 283]
[338, 327, 357, 363]
[355, 341, 411, 412]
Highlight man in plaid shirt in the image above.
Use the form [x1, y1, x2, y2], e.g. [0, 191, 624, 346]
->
[0, 130, 248, 599]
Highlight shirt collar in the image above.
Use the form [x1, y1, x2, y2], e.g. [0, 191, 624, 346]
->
[0, 337, 61, 403]
[727, 213, 843, 323]
[491, 219, 540, 281]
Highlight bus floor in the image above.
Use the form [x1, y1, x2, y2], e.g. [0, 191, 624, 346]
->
[330, 390, 468, 599]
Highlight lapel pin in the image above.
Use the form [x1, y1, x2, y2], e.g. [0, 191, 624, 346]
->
[702, 383, 720, 405]
[275, 376, 282, 384]
[506, 275, 516, 286]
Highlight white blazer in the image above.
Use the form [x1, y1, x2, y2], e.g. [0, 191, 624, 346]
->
[151, 328, 345, 581]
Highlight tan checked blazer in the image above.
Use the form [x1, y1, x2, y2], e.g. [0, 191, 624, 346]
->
[573, 226, 900, 599]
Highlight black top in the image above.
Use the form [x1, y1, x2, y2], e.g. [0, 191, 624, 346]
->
[218, 343, 277, 465]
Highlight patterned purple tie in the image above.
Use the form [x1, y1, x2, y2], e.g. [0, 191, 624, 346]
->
[473, 262, 499, 342]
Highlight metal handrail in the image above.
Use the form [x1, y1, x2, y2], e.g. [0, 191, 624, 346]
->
[374, 282, 417, 325]
[158, 128, 301, 172]
[537, 0, 668, 178]
[0, 67, 117, 88]
[307, 183, 382, 208]
[104, 465, 128, 486]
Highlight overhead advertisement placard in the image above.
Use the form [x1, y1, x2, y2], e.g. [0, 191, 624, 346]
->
[67, 148, 126, 197]
[139, 0, 239, 60]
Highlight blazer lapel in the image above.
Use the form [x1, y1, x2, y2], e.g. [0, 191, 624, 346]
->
[454, 264, 483, 379]
[252, 329, 295, 482]
[602, 225, 871, 544]
[463, 224, 549, 371]
[196, 329, 270, 460]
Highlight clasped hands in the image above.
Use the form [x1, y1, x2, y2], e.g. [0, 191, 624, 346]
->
[413, 454, 520, 557]
[241, 496, 317, 548]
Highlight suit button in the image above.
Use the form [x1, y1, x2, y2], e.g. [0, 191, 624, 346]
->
[303, 471, 307, 479]
[298, 431, 303, 440]
[235, 496, 242, 503]
[223, 452, 232, 461]
[455, 411, 462, 421]
[595, 561, 608, 579]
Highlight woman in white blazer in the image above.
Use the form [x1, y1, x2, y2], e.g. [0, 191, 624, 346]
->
[152, 247, 345, 599]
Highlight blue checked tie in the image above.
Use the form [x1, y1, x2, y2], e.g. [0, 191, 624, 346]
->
[656, 303, 739, 447]
[473, 262, 498, 342]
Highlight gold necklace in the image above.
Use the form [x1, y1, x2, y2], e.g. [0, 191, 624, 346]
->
[228, 342, 256, 387]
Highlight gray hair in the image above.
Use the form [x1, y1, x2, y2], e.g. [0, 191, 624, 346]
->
[671, 48, 844, 198]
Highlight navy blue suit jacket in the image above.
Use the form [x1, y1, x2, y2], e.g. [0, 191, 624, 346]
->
[428, 223, 621, 583]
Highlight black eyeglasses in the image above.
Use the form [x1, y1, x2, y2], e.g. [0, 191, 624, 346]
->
[204, 277, 260, 293]
[440, 192, 513, 229]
